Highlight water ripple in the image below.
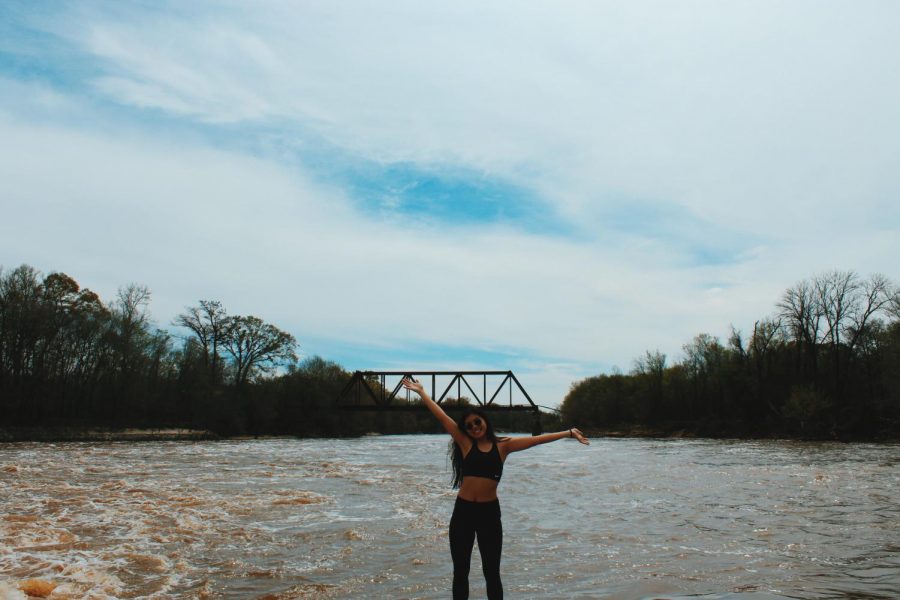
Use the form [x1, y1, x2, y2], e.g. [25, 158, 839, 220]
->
[1, 437, 898, 598]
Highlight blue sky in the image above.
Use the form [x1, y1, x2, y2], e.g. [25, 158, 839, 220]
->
[2, 1, 899, 407]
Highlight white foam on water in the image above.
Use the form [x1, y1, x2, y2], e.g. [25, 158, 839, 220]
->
[3, 437, 899, 597]
[0, 582, 27, 600]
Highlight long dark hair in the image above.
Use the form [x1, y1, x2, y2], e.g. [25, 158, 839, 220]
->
[448, 408, 506, 489]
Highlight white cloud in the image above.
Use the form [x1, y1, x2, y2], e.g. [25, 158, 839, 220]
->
[0, 110, 757, 402]
[49, 1, 900, 232]
[2, 1, 900, 404]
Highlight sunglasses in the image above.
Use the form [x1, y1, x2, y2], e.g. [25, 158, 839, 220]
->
[465, 418, 483, 431]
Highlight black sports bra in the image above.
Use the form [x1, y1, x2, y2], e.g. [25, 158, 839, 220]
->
[462, 440, 503, 482]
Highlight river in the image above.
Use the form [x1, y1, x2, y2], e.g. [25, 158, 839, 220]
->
[1, 436, 898, 599]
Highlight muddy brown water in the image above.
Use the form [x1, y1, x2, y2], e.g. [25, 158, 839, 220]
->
[2, 436, 898, 598]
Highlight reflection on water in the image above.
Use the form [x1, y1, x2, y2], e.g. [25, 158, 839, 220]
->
[1, 437, 899, 598]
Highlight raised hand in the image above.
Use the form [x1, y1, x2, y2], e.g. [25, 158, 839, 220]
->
[401, 376, 426, 397]
[570, 428, 590, 445]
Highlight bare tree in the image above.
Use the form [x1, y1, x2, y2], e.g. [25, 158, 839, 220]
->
[847, 273, 893, 355]
[777, 278, 822, 381]
[812, 270, 898, 403]
[815, 270, 859, 354]
[113, 284, 152, 367]
[34, 273, 82, 380]
[749, 318, 782, 359]
[174, 300, 228, 384]
[220, 315, 297, 386]
[891, 289, 900, 321]
[728, 325, 747, 361]
[0, 265, 43, 383]
[633, 349, 666, 379]
[682, 333, 723, 375]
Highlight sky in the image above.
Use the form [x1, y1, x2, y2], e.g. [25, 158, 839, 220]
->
[1, 1, 898, 407]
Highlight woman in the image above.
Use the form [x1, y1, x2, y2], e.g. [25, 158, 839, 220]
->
[401, 377, 589, 600]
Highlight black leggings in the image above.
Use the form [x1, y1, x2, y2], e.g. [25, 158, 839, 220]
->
[449, 497, 503, 600]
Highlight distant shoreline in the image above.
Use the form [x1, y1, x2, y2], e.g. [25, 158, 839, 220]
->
[2, 426, 897, 443]
[0, 428, 219, 442]
[583, 424, 900, 443]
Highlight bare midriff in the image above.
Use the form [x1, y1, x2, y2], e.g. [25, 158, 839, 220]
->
[456, 439, 507, 502]
[457, 476, 499, 502]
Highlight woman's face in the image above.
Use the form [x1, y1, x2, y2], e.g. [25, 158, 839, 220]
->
[464, 415, 487, 440]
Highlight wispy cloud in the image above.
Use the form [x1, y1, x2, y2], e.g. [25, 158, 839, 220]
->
[1, 1, 899, 405]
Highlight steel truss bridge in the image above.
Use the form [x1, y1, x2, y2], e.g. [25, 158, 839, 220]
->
[337, 371, 560, 434]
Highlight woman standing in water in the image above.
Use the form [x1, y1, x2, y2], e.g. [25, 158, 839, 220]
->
[401, 377, 589, 600]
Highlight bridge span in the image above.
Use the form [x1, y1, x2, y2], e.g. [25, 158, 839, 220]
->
[337, 370, 552, 433]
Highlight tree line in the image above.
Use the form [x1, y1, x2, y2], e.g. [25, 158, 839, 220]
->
[561, 270, 900, 439]
[4, 263, 897, 440]
[0, 264, 326, 434]
[0, 263, 547, 437]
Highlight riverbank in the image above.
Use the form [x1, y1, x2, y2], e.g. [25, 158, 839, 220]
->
[2, 424, 896, 443]
[0, 428, 218, 442]
[583, 420, 900, 442]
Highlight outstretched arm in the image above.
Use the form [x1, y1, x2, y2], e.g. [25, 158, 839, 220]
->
[502, 428, 589, 454]
[401, 377, 470, 450]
